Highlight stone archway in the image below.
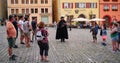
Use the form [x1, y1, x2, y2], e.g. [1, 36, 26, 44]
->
[103, 15, 111, 27]
[78, 14, 86, 18]
[77, 14, 86, 28]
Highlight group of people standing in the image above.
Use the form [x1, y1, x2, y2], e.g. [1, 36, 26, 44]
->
[6, 15, 49, 62]
[5, 14, 120, 62]
[90, 21, 120, 53]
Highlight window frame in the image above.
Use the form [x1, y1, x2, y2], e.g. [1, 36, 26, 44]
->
[11, 0, 14, 4]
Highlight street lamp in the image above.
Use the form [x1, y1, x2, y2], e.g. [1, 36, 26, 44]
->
[89, 11, 93, 19]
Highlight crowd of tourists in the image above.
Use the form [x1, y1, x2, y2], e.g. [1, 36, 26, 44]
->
[5, 14, 120, 62]
[6, 15, 49, 62]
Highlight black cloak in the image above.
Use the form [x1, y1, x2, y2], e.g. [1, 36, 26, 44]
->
[56, 20, 68, 39]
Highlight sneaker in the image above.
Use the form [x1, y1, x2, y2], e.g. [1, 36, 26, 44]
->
[102, 43, 107, 46]
[13, 45, 18, 48]
[20, 42, 25, 44]
[111, 50, 116, 54]
[12, 54, 18, 57]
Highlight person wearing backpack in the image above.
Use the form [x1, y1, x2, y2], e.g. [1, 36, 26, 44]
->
[36, 22, 49, 62]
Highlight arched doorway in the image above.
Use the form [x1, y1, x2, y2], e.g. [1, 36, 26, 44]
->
[103, 16, 111, 27]
[78, 14, 86, 18]
[77, 14, 87, 28]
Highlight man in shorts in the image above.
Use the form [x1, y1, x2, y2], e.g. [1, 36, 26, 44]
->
[18, 16, 25, 44]
[6, 15, 17, 60]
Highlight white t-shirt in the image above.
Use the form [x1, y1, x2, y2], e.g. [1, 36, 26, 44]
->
[18, 20, 24, 31]
[23, 21, 30, 33]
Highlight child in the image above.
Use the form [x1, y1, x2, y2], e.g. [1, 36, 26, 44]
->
[100, 24, 107, 46]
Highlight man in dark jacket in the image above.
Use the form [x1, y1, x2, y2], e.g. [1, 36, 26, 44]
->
[56, 16, 68, 42]
[31, 17, 37, 42]
[12, 15, 18, 48]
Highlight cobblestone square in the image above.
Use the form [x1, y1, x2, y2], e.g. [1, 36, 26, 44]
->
[0, 26, 120, 63]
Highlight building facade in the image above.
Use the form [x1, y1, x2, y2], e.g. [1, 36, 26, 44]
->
[0, 0, 7, 19]
[100, 0, 120, 26]
[56, 0, 99, 24]
[7, 0, 53, 24]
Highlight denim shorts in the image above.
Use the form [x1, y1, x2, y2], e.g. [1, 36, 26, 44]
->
[111, 36, 118, 42]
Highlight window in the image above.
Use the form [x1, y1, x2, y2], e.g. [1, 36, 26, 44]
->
[11, 9, 14, 14]
[35, 8, 38, 13]
[26, 9, 29, 14]
[22, 9, 25, 13]
[41, 0, 44, 4]
[11, 0, 14, 4]
[75, 3, 86, 8]
[16, 9, 19, 14]
[41, 8, 44, 13]
[112, 0, 118, 2]
[15, 0, 18, 4]
[30, 0, 34, 4]
[63, 2, 73, 8]
[31, 9, 34, 13]
[90, 3, 97, 8]
[103, 4, 109, 11]
[103, 0, 109, 1]
[26, 0, 29, 4]
[35, 0, 38, 4]
[22, 0, 25, 4]
[45, 0, 48, 4]
[112, 5, 118, 11]
[45, 8, 48, 13]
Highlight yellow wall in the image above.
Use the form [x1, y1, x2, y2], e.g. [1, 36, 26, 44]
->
[58, 0, 99, 21]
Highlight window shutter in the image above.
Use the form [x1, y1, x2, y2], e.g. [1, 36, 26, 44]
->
[75, 3, 76, 8]
[96, 3, 97, 8]
[72, 3, 73, 8]
[62, 3, 64, 8]
[68, 3, 70, 8]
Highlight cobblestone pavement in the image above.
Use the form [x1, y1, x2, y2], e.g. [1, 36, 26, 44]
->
[0, 26, 120, 63]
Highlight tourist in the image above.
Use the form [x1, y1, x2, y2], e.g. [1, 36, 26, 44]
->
[6, 15, 17, 60]
[12, 15, 19, 48]
[110, 23, 119, 53]
[36, 22, 49, 62]
[31, 17, 37, 42]
[117, 22, 120, 51]
[23, 17, 31, 48]
[18, 16, 25, 44]
[90, 22, 99, 43]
